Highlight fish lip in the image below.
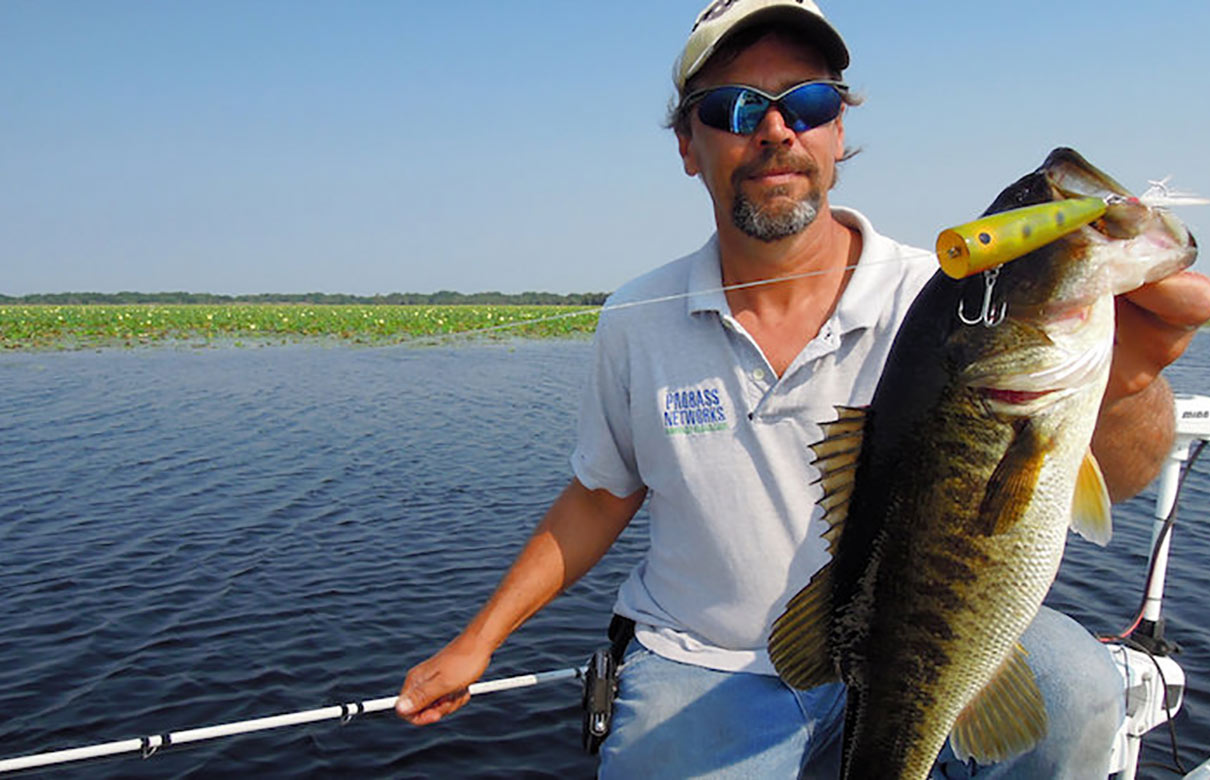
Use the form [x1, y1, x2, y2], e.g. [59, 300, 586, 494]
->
[1043, 148, 1133, 201]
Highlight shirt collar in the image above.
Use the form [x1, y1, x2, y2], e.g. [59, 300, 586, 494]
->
[687, 234, 729, 316]
[684, 208, 903, 336]
[829, 206, 902, 335]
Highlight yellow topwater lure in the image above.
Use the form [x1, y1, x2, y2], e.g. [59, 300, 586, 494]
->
[936, 196, 1109, 280]
[937, 179, 1209, 280]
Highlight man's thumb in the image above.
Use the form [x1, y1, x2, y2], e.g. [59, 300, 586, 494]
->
[395, 679, 427, 717]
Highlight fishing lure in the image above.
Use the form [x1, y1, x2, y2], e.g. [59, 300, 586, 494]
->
[936, 197, 1108, 280]
[937, 183, 1209, 281]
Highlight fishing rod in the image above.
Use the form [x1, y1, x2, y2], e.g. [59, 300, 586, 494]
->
[0, 667, 582, 774]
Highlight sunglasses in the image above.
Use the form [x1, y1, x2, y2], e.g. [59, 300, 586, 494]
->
[684, 80, 848, 135]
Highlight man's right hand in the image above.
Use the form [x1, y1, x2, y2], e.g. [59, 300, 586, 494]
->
[395, 636, 491, 725]
[394, 479, 644, 726]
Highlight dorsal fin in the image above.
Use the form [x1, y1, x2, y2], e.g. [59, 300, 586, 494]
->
[1070, 449, 1112, 545]
[950, 642, 1047, 763]
[769, 406, 868, 689]
[809, 405, 867, 556]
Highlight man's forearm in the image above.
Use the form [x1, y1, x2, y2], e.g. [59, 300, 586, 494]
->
[458, 478, 646, 654]
[1091, 375, 1176, 503]
[396, 478, 645, 724]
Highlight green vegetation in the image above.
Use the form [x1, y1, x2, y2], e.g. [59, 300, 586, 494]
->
[0, 304, 601, 350]
[0, 290, 608, 306]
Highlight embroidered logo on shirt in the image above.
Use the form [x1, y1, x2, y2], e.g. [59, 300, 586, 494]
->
[663, 386, 728, 435]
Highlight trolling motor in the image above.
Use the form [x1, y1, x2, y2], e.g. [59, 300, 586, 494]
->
[1130, 393, 1210, 655]
[581, 615, 635, 754]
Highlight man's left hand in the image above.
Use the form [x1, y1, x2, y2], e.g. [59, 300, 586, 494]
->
[1105, 270, 1210, 404]
[1092, 269, 1210, 501]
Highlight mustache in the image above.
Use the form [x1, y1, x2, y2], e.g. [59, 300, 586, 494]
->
[731, 150, 819, 184]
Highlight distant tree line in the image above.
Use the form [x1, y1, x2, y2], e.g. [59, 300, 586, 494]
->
[0, 290, 610, 306]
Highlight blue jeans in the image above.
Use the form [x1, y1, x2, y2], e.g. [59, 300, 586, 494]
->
[598, 607, 1123, 779]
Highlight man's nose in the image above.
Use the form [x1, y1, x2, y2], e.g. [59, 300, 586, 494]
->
[753, 106, 795, 146]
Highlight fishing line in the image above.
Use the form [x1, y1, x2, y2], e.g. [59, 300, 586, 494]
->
[1138, 178, 1210, 209]
[412, 250, 936, 342]
[424, 179, 1207, 344]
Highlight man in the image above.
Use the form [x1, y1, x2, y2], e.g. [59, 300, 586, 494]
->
[396, 1, 1210, 776]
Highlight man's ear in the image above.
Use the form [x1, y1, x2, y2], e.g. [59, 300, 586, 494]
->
[832, 105, 846, 161]
[677, 129, 699, 177]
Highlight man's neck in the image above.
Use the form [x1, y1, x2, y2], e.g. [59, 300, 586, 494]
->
[718, 206, 858, 313]
[717, 207, 862, 377]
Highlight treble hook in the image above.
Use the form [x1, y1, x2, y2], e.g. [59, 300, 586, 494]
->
[958, 267, 1006, 327]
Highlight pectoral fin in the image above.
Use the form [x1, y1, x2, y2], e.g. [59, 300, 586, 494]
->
[809, 405, 866, 556]
[1070, 449, 1112, 546]
[978, 419, 1050, 536]
[950, 642, 1048, 763]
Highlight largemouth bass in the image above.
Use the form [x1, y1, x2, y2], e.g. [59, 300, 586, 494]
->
[768, 148, 1198, 779]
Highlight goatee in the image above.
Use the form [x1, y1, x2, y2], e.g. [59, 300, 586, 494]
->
[732, 191, 820, 242]
[729, 152, 824, 242]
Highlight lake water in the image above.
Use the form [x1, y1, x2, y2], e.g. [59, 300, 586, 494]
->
[1, 334, 1208, 778]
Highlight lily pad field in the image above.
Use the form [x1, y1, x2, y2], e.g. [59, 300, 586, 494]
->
[0, 304, 601, 350]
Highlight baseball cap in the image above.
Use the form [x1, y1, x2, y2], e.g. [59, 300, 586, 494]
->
[675, 0, 850, 92]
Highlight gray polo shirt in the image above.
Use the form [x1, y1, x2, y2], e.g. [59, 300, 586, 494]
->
[571, 207, 936, 674]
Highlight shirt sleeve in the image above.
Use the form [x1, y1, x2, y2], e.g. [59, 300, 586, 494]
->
[571, 311, 644, 498]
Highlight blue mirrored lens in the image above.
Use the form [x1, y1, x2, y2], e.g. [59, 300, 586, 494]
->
[696, 87, 767, 134]
[731, 90, 773, 134]
[778, 83, 843, 133]
[695, 82, 842, 135]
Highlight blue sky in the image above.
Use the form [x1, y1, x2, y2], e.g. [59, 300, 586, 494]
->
[3, 1, 1207, 296]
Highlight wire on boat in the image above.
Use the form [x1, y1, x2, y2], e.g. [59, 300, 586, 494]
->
[1122, 636, 1189, 776]
[0, 667, 583, 774]
[1099, 439, 1208, 643]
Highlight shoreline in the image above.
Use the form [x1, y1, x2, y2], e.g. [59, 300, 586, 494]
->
[0, 303, 600, 351]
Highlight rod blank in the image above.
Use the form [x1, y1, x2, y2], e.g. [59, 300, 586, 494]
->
[0, 667, 582, 774]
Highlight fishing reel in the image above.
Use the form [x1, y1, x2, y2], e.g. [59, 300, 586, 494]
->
[581, 615, 634, 755]
[581, 647, 618, 754]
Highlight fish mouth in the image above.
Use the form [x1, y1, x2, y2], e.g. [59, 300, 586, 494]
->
[1045, 148, 1198, 280]
[979, 148, 1198, 295]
